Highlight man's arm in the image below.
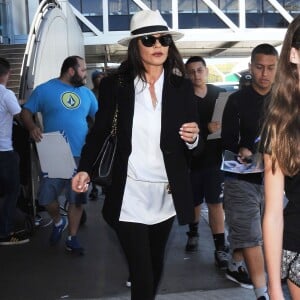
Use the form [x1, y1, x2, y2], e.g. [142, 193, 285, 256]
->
[21, 108, 43, 142]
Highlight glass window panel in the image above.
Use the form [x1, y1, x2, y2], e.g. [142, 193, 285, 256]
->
[69, 0, 102, 15]
[263, 0, 276, 12]
[129, 1, 141, 14]
[69, 0, 81, 10]
[142, 0, 152, 7]
[0, 4, 3, 36]
[82, 1, 102, 15]
[179, 0, 197, 13]
[283, 1, 300, 12]
[245, 0, 262, 13]
[109, 0, 128, 15]
[196, 0, 210, 12]
[219, 0, 238, 12]
[151, 0, 172, 13]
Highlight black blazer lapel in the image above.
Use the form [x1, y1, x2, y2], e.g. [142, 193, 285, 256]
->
[116, 80, 135, 153]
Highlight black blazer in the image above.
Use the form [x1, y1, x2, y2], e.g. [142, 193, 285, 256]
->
[78, 72, 203, 227]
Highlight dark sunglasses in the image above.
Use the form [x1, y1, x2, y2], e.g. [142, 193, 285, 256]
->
[292, 40, 300, 49]
[140, 35, 173, 47]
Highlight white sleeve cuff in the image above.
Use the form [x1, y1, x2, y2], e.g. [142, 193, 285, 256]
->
[186, 134, 199, 150]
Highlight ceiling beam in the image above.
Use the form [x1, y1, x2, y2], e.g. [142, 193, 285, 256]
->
[202, 0, 239, 32]
[267, 0, 294, 23]
[208, 41, 239, 57]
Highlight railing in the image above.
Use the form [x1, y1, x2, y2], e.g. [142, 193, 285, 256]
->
[19, 0, 60, 100]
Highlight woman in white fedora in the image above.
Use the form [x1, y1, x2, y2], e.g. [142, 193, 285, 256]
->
[72, 9, 202, 300]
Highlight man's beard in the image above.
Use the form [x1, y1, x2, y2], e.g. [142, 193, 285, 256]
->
[70, 72, 85, 87]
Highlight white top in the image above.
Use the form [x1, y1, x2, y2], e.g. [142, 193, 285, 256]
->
[0, 84, 21, 151]
[119, 71, 176, 224]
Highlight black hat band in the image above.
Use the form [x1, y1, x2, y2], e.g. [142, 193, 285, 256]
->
[131, 25, 169, 35]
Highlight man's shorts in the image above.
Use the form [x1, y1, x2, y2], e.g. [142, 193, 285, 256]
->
[190, 166, 224, 206]
[224, 178, 264, 250]
[38, 157, 87, 206]
[281, 249, 300, 287]
[38, 177, 87, 206]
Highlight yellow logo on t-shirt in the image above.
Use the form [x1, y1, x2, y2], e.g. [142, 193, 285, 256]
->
[61, 92, 80, 109]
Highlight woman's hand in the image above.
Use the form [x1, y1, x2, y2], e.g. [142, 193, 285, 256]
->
[208, 121, 221, 134]
[72, 172, 90, 193]
[179, 122, 199, 143]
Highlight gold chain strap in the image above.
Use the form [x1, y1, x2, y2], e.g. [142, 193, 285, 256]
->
[110, 105, 118, 136]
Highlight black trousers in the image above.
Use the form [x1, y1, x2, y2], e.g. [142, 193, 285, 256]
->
[0, 151, 20, 236]
[115, 216, 174, 300]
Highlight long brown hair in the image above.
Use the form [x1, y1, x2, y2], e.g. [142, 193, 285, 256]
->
[261, 15, 300, 176]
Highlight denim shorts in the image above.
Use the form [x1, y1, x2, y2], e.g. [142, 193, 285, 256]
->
[224, 178, 264, 250]
[38, 157, 87, 206]
[281, 249, 300, 287]
[38, 177, 87, 206]
[190, 166, 224, 206]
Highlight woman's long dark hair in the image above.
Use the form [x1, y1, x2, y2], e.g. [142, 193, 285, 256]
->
[261, 15, 300, 176]
[118, 35, 185, 85]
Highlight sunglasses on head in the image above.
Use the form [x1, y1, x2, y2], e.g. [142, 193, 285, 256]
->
[140, 35, 173, 47]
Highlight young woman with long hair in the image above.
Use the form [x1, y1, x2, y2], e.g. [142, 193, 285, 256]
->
[262, 15, 300, 300]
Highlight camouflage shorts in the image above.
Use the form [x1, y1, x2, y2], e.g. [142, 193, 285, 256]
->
[281, 249, 300, 287]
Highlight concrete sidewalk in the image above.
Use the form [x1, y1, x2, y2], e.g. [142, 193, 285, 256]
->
[72, 287, 253, 300]
[1, 192, 291, 300]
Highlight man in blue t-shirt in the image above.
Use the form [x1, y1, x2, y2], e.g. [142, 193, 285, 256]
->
[21, 56, 98, 254]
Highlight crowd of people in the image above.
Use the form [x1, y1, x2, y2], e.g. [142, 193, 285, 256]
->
[1, 8, 300, 300]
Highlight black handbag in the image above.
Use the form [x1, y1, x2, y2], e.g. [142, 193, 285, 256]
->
[91, 106, 118, 186]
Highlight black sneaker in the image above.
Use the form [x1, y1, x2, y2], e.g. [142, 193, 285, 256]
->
[185, 231, 199, 252]
[215, 246, 230, 270]
[0, 232, 30, 245]
[257, 297, 267, 300]
[225, 266, 253, 289]
[65, 236, 84, 255]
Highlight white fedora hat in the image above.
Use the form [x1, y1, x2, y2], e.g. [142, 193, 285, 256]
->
[118, 9, 184, 47]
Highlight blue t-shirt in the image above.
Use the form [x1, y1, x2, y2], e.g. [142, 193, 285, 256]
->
[24, 78, 98, 156]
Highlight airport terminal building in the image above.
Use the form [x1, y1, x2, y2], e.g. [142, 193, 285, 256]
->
[0, 3, 298, 299]
[2, 0, 300, 60]
[0, 0, 299, 94]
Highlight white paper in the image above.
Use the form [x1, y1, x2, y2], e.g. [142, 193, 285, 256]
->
[35, 131, 77, 179]
[221, 150, 264, 174]
[207, 91, 231, 140]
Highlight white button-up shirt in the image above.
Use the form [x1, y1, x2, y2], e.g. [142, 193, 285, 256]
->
[0, 84, 21, 151]
[119, 71, 176, 224]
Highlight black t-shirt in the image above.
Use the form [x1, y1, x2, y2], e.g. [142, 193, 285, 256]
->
[191, 84, 225, 169]
[282, 174, 300, 252]
[221, 85, 268, 184]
